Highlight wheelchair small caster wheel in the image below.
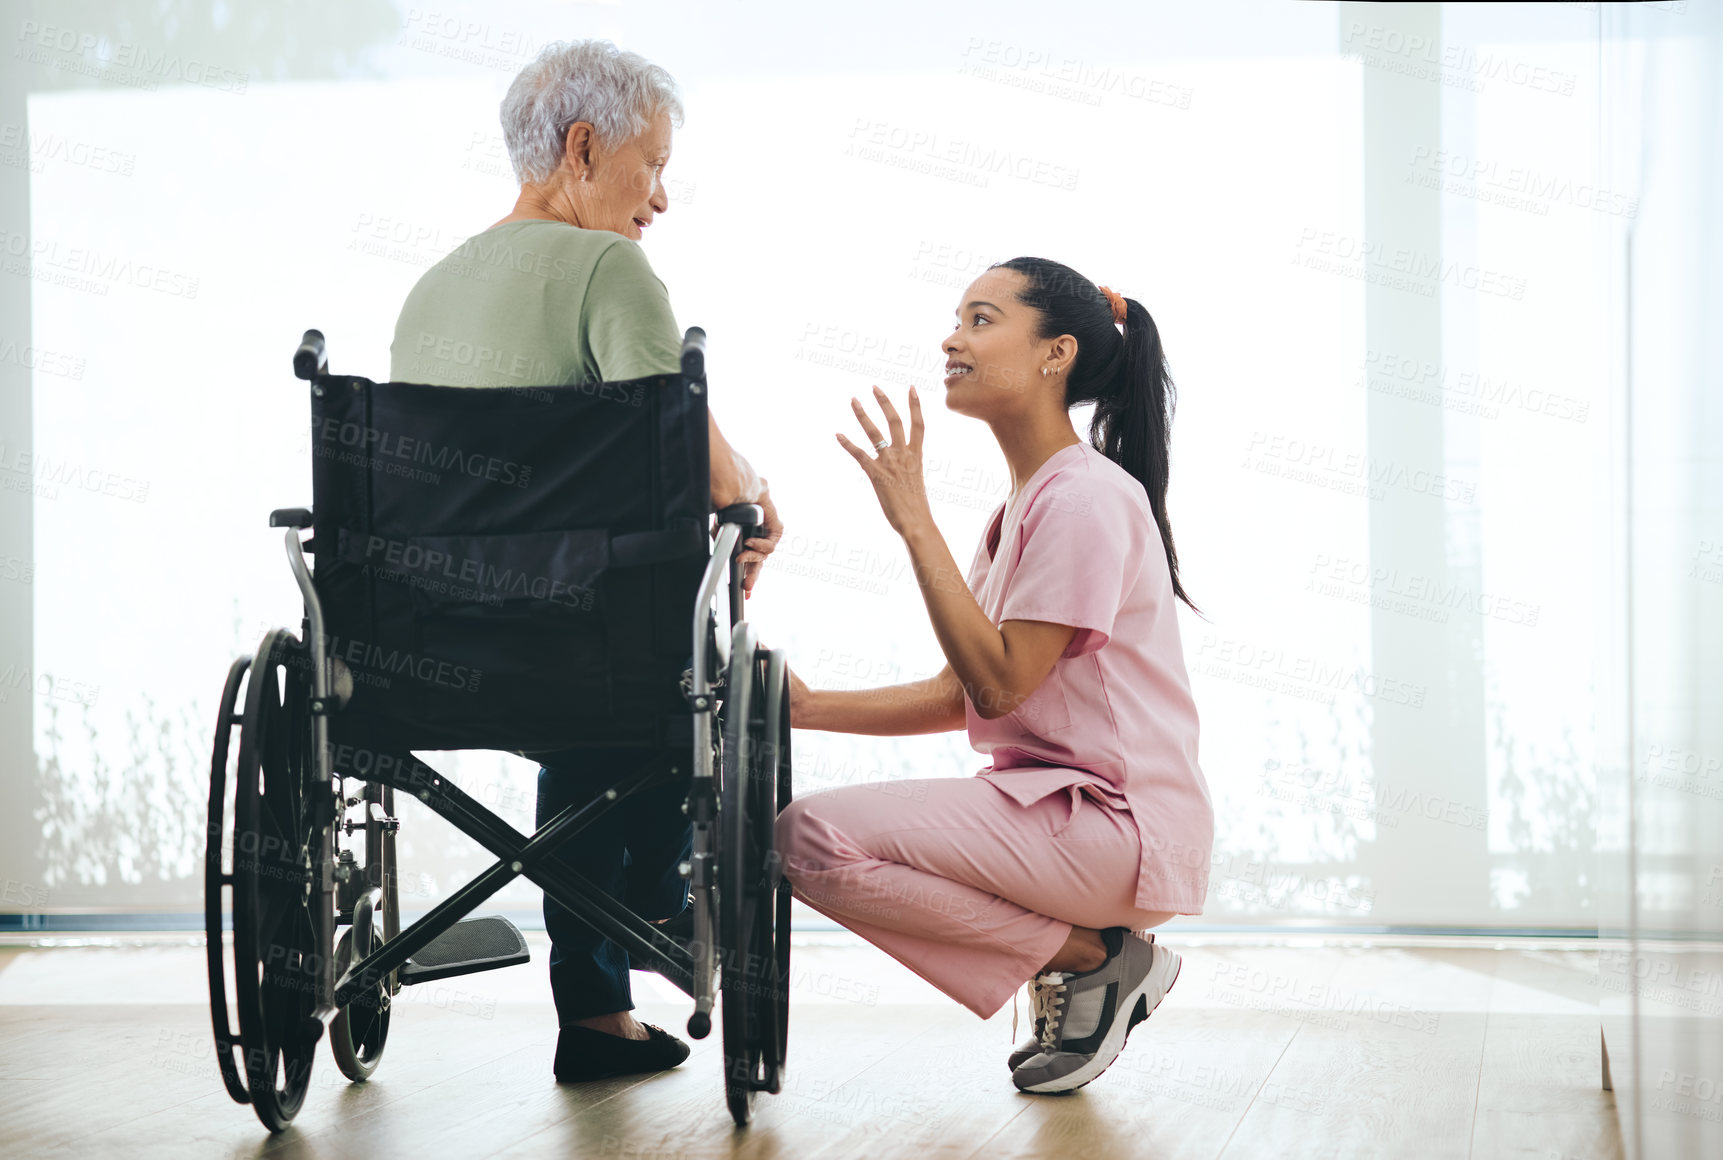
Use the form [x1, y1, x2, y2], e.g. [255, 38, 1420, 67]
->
[687, 1011, 710, 1040]
[330, 927, 391, 1082]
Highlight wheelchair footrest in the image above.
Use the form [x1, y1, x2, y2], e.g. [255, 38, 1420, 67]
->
[398, 915, 530, 986]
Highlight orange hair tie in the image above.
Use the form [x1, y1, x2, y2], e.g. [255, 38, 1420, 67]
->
[1098, 284, 1127, 325]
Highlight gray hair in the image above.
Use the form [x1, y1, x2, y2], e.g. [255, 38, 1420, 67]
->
[499, 40, 684, 185]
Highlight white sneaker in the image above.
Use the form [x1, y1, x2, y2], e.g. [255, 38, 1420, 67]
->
[1010, 928, 1180, 1094]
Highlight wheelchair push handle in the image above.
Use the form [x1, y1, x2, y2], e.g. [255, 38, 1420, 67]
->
[294, 329, 328, 380]
[681, 327, 707, 381]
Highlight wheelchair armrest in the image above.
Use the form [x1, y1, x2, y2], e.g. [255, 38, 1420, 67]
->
[270, 507, 313, 529]
[715, 503, 763, 529]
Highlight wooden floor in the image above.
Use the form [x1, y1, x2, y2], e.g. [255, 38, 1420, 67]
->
[0, 933, 1621, 1160]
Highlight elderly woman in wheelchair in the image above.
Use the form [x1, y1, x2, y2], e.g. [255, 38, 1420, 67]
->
[387, 38, 784, 1083]
[206, 40, 790, 1133]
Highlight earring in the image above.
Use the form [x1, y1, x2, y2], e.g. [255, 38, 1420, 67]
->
[1041, 367, 1050, 377]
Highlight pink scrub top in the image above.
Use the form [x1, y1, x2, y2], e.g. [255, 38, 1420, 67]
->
[963, 440, 1214, 914]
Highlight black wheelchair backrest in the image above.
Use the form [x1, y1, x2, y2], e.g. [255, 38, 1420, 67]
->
[305, 364, 711, 755]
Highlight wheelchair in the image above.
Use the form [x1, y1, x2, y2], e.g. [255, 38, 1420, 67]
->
[205, 327, 791, 1131]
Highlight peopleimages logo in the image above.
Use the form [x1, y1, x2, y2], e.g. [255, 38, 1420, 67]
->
[285, 629, 482, 695]
[16, 20, 250, 94]
[0, 443, 148, 503]
[361, 535, 596, 611]
[845, 119, 1079, 192]
[312, 418, 532, 489]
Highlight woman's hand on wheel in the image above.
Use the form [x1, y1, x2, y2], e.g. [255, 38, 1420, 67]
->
[837, 386, 934, 540]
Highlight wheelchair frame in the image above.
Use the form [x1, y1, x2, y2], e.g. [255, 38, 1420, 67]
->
[206, 328, 791, 1132]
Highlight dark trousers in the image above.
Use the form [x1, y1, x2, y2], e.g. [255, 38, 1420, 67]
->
[535, 744, 692, 1024]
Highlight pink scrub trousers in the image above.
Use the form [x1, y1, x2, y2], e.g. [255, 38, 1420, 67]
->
[775, 775, 1176, 1019]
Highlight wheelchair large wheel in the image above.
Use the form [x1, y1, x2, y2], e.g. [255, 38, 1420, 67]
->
[206, 654, 254, 1107]
[762, 649, 793, 1092]
[205, 630, 328, 1132]
[719, 639, 791, 1126]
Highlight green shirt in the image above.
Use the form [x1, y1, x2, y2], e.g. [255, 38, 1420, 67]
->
[389, 220, 682, 387]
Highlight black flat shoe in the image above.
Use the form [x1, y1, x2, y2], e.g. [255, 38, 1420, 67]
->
[553, 1022, 691, 1082]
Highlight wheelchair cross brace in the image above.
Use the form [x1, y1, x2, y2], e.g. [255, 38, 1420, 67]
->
[285, 513, 754, 1023]
[325, 750, 696, 1012]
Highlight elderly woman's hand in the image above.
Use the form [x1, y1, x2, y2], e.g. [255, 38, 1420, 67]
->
[737, 483, 783, 599]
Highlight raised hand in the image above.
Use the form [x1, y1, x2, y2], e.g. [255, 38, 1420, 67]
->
[836, 385, 934, 540]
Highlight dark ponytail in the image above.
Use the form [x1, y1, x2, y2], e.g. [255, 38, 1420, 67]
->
[989, 256, 1201, 616]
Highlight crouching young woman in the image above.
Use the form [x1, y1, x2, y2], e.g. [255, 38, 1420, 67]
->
[776, 257, 1215, 1093]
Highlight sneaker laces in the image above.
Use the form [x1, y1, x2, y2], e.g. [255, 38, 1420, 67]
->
[1024, 972, 1068, 1053]
[1010, 975, 1051, 1043]
[1009, 980, 1040, 1044]
[1009, 932, 1154, 1051]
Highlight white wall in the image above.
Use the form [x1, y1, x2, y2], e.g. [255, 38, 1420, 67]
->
[0, 1, 1610, 930]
